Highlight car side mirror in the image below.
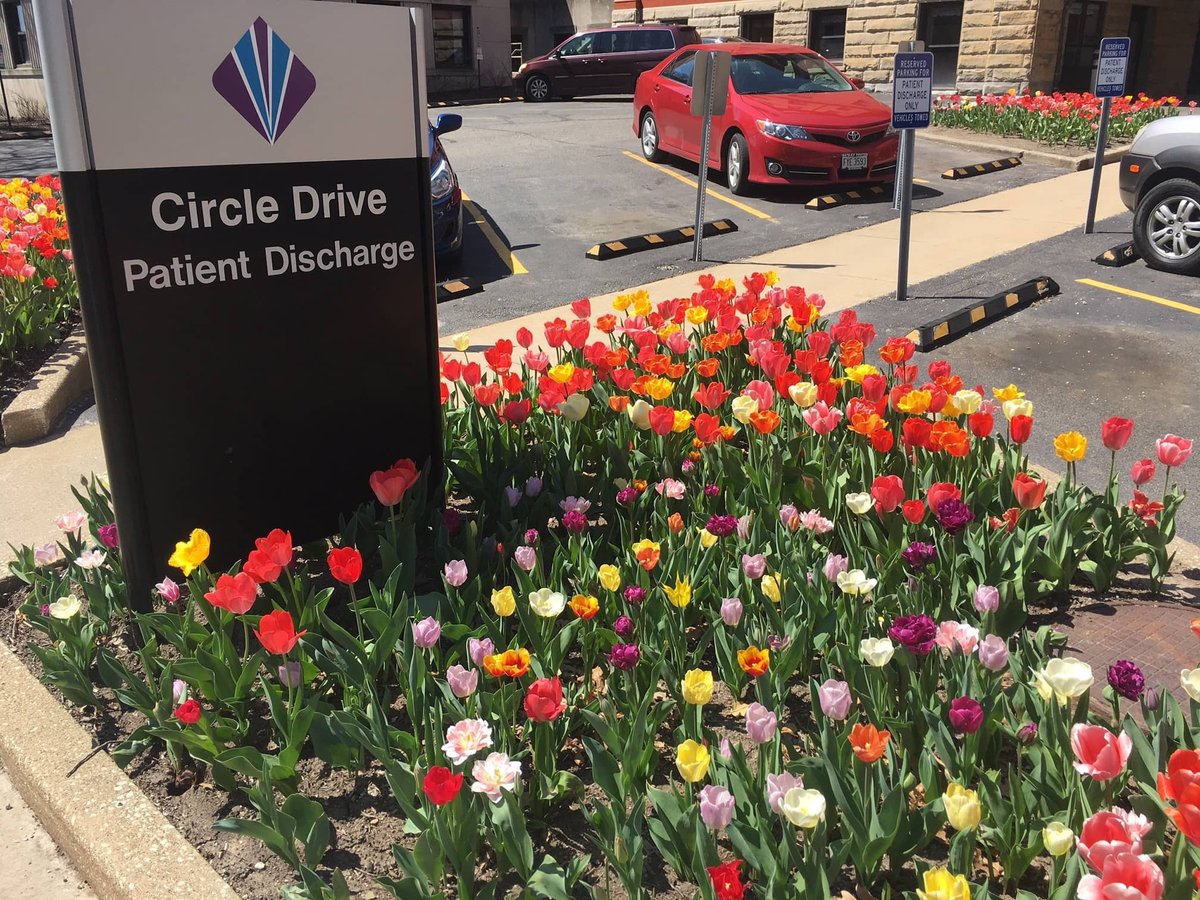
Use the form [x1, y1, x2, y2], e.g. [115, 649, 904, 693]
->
[435, 113, 462, 136]
[549, 49, 561, 59]
[849, 76, 865, 89]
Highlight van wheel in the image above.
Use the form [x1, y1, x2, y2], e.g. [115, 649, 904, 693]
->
[726, 133, 750, 195]
[524, 75, 551, 102]
[640, 111, 664, 162]
[1133, 178, 1200, 275]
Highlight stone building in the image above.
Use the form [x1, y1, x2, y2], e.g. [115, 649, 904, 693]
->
[611, 0, 1200, 97]
[511, 1, 617, 64]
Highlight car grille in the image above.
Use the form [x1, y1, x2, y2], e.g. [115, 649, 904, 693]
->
[783, 165, 830, 179]
[808, 128, 888, 149]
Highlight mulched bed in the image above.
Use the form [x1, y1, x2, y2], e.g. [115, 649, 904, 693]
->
[0, 312, 82, 436]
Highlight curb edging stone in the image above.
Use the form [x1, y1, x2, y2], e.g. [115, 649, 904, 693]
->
[921, 128, 1129, 171]
[2, 327, 92, 446]
[0, 641, 239, 900]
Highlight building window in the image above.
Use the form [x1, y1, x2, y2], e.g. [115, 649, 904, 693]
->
[918, 1, 963, 89]
[432, 5, 471, 69]
[740, 13, 774, 43]
[1, 0, 31, 68]
[1057, 1, 1107, 91]
[810, 8, 847, 66]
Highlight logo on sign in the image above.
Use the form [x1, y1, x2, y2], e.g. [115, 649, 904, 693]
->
[213, 18, 316, 144]
[846, 130, 861, 144]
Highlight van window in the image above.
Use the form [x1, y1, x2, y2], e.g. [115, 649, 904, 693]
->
[611, 30, 634, 53]
[678, 27, 702, 47]
[662, 51, 697, 86]
[633, 29, 675, 51]
[560, 31, 612, 56]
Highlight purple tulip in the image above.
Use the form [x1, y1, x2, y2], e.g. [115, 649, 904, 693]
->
[720, 597, 743, 627]
[412, 616, 441, 648]
[823, 553, 849, 582]
[513, 545, 537, 572]
[33, 543, 60, 566]
[703, 483, 720, 498]
[1144, 688, 1161, 711]
[680, 459, 695, 474]
[613, 615, 635, 639]
[818, 679, 852, 720]
[524, 528, 539, 546]
[698, 785, 735, 831]
[447, 664, 478, 698]
[705, 514, 738, 538]
[745, 702, 778, 744]
[609, 643, 640, 670]
[779, 504, 800, 528]
[443, 559, 468, 587]
[742, 553, 767, 580]
[767, 634, 790, 651]
[623, 585, 647, 605]
[504, 486, 522, 507]
[901, 541, 937, 570]
[719, 737, 732, 760]
[97, 523, 120, 548]
[562, 510, 589, 534]
[976, 634, 1009, 672]
[1017, 721, 1039, 745]
[277, 662, 302, 689]
[468, 637, 495, 667]
[948, 696, 984, 734]
[442, 509, 463, 537]
[172, 678, 187, 703]
[1107, 659, 1146, 701]
[524, 476, 543, 497]
[935, 498, 975, 534]
[889, 614, 937, 656]
[616, 486, 638, 506]
[973, 584, 1000, 613]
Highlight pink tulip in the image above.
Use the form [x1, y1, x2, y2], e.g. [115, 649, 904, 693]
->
[973, 584, 1000, 613]
[745, 702, 777, 744]
[736, 514, 753, 540]
[766, 772, 803, 814]
[513, 545, 537, 572]
[802, 401, 843, 435]
[741, 553, 767, 580]
[412, 616, 441, 649]
[720, 597, 744, 627]
[698, 785, 735, 831]
[936, 621, 980, 654]
[1077, 851, 1164, 900]
[447, 664, 478, 698]
[742, 379, 775, 410]
[443, 559, 468, 587]
[823, 553, 849, 582]
[779, 504, 800, 531]
[817, 679, 852, 720]
[155, 577, 181, 603]
[976, 634, 1009, 671]
[1078, 807, 1153, 871]
[1155, 434, 1192, 468]
[1130, 458, 1156, 485]
[1071, 723, 1133, 782]
[468, 637, 495, 667]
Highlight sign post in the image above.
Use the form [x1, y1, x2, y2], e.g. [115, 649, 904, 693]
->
[892, 47, 933, 302]
[1085, 37, 1130, 234]
[34, 0, 441, 610]
[690, 49, 731, 262]
[892, 40, 924, 210]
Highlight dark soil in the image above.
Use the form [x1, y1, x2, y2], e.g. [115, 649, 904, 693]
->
[0, 312, 83, 430]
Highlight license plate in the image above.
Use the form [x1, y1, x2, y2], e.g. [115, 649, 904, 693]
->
[841, 153, 868, 170]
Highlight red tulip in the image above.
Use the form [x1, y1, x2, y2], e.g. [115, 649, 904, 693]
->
[524, 676, 566, 723]
[707, 859, 747, 900]
[925, 482, 961, 514]
[1010, 414, 1033, 444]
[1131, 458, 1156, 485]
[1012, 472, 1047, 510]
[968, 410, 994, 438]
[1101, 416, 1134, 451]
[327, 546, 363, 585]
[648, 405, 676, 436]
[243, 529, 293, 584]
[870, 475, 906, 514]
[422, 766, 464, 806]
[174, 699, 201, 725]
[369, 458, 420, 507]
[902, 417, 931, 449]
[901, 500, 926, 523]
[870, 428, 894, 453]
[254, 609, 307, 655]
[861, 373, 887, 402]
[205, 572, 258, 615]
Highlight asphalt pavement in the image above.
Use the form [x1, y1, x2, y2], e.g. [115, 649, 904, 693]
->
[434, 98, 1061, 334]
[855, 213, 1200, 542]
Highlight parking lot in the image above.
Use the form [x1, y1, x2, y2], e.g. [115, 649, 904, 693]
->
[435, 97, 1063, 334]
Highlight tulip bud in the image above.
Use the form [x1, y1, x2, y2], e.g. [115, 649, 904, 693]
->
[1017, 721, 1039, 745]
[719, 597, 743, 627]
[1143, 687, 1160, 710]
[277, 661, 303, 689]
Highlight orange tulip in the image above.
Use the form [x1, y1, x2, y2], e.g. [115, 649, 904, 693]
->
[609, 396, 630, 413]
[1191, 618, 1200, 640]
[568, 593, 599, 619]
[737, 646, 770, 678]
[695, 357, 721, 378]
[483, 647, 531, 678]
[632, 539, 661, 571]
[849, 722, 891, 763]
[748, 410, 781, 434]
[667, 512, 684, 534]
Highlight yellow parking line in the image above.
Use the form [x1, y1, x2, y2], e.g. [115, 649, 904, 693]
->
[914, 177, 931, 184]
[460, 191, 528, 275]
[621, 151, 775, 221]
[1076, 278, 1200, 316]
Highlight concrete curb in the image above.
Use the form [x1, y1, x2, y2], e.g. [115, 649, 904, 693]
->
[0, 641, 239, 900]
[921, 127, 1128, 171]
[2, 328, 92, 446]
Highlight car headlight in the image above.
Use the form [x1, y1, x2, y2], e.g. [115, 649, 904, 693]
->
[518, 63, 527, 74]
[756, 120, 812, 141]
[431, 157, 455, 200]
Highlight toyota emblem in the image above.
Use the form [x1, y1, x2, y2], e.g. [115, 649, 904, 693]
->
[846, 130, 862, 143]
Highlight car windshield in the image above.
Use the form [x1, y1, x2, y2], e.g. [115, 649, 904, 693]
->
[730, 53, 852, 94]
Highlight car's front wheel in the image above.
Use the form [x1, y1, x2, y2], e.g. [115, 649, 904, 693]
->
[726, 133, 750, 196]
[1133, 177, 1200, 276]
[523, 75, 551, 102]
[640, 111, 664, 162]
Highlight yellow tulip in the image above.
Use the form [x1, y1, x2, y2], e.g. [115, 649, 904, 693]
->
[632, 292, 651, 317]
[844, 363, 879, 384]
[1002, 398, 1033, 420]
[664, 576, 692, 608]
[896, 390, 932, 414]
[451, 332, 470, 352]
[787, 381, 818, 408]
[942, 783, 981, 831]
[645, 378, 674, 401]
[730, 395, 759, 424]
[598, 564, 621, 592]
[547, 362, 576, 385]
[686, 305, 708, 324]
[681, 669, 714, 705]
[992, 383, 1024, 402]
[761, 573, 782, 603]
[697, 528, 718, 550]
[672, 410, 693, 433]
[168, 528, 210, 576]
[1054, 431, 1087, 462]
[917, 867, 971, 900]
[491, 586, 516, 617]
[675, 739, 710, 782]
[1042, 822, 1074, 856]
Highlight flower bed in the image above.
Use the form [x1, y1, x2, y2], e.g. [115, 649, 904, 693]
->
[932, 90, 1188, 148]
[0, 176, 76, 375]
[6, 274, 1200, 899]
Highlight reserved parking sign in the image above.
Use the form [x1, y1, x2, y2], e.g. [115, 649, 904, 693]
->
[34, 0, 441, 608]
[892, 52, 934, 129]
[1095, 37, 1131, 98]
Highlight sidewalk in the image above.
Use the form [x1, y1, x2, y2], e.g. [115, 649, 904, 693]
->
[0, 765, 95, 900]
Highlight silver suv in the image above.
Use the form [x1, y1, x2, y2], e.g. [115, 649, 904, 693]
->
[1119, 115, 1200, 275]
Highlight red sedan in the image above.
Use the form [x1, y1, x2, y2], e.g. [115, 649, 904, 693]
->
[633, 43, 899, 195]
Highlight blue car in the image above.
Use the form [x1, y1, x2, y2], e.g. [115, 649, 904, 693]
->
[431, 113, 464, 265]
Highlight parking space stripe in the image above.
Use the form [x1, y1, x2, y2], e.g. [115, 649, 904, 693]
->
[621, 151, 775, 221]
[1076, 278, 1200, 316]
[460, 191, 528, 276]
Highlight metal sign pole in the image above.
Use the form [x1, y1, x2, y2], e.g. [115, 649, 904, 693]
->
[1085, 36, 1129, 235]
[896, 128, 916, 302]
[891, 44, 931, 303]
[693, 53, 715, 262]
[892, 133, 905, 210]
[1084, 95, 1113, 235]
